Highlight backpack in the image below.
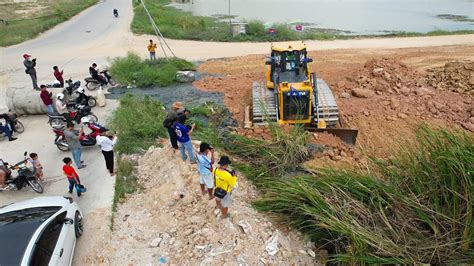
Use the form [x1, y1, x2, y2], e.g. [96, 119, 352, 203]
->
[163, 118, 173, 128]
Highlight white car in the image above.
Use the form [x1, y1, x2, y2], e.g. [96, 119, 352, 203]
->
[0, 196, 83, 265]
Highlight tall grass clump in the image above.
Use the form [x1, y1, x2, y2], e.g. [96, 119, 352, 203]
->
[254, 125, 474, 264]
[110, 94, 167, 154]
[109, 52, 195, 87]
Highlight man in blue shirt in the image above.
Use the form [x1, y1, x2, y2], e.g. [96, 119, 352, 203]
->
[173, 115, 196, 163]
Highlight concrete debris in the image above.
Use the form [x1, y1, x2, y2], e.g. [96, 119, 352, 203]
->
[150, 237, 163, 247]
[265, 232, 280, 256]
[237, 220, 252, 234]
[352, 88, 375, 98]
[176, 71, 196, 83]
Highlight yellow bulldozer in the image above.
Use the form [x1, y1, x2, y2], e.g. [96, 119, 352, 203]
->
[251, 43, 358, 145]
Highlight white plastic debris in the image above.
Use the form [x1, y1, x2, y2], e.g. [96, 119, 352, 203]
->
[265, 233, 279, 256]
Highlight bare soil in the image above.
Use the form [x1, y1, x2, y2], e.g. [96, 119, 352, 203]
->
[194, 45, 474, 162]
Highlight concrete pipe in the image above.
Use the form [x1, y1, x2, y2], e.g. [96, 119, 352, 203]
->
[6, 87, 63, 115]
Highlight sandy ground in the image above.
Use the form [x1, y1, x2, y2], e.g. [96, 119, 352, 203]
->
[0, 0, 473, 264]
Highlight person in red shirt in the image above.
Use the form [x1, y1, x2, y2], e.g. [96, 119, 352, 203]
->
[53, 66, 64, 87]
[39, 84, 54, 114]
[63, 157, 83, 197]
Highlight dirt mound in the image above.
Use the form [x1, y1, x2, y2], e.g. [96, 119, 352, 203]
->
[82, 144, 324, 265]
[343, 58, 423, 97]
[424, 61, 474, 94]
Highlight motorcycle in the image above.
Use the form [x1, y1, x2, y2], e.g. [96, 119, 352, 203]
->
[63, 78, 81, 97]
[85, 70, 115, 91]
[0, 153, 44, 193]
[54, 128, 98, 151]
[73, 91, 97, 108]
[48, 104, 98, 129]
[113, 9, 119, 18]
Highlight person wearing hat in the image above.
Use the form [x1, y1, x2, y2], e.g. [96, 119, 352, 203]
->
[163, 101, 185, 150]
[96, 131, 118, 176]
[196, 142, 215, 199]
[23, 53, 39, 90]
[213, 155, 237, 219]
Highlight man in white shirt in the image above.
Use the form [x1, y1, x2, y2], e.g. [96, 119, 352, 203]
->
[55, 93, 71, 122]
[96, 131, 118, 176]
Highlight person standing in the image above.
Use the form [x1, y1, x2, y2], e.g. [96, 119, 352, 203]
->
[147, 40, 157, 60]
[213, 156, 237, 219]
[28, 153, 44, 181]
[174, 115, 196, 163]
[163, 101, 184, 150]
[197, 142, 215, 199]
[39, 85, 54, 114]
[53, 66, 64, 87]
[62, 157, 83, 197]
[23, 54, 39, 90]
[64, 122, 86, 169]
[96, 131, 117, 176]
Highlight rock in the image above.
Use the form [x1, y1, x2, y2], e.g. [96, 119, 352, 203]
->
[376, 90, 383, 95]
[307, 249, 316, 258]
[237, 220, 252, 234]
[351, 88, 375, 98]
[149, 237, 163, 247]
[176, 71, 196, 83]
[372, 68, 384, 75]
[390, 97, 400, 109]
[415, 87, 432, 96]
[340, 92, 351, 99]
[333, 155, 342, 161]
[400, 87, 411, 96]
[6, 87, 64, 115]
[183, 228, 193, 236]
[462, 122, 474, 132]
[397, 113, 408, 119]
[340, 151, 347, 157]
[337, 80, 346, 88]
[327, 149, 335, 158]
[298, 249, 307, 255]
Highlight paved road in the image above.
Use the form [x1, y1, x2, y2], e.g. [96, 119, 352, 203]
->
[0, 0, 132, 215]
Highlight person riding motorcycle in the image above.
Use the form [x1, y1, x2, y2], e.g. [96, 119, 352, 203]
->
[55, 93, 72, 122]
[75, 87, 88, 106]
[113, 8, 118, 17]
[89, 63, 108, 85]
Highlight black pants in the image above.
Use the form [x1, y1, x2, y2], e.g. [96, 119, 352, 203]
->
[102, 150, 114, 174]
[167, 127, 178, 149]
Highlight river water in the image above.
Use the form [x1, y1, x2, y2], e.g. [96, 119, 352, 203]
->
[171, 0, 474, 34]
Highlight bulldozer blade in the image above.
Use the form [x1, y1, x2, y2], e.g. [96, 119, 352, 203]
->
[305, 127, 359, 146]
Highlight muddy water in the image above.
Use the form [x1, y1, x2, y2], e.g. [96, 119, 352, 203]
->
[171, 0, 474, 34]
[106, 83, 225, 109]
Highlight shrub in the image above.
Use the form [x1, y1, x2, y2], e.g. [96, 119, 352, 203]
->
[110, 94, 168, 154]
[109, 52, 195, 87]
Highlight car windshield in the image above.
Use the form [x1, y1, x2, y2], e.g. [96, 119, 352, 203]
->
[0, 207, 61, 265]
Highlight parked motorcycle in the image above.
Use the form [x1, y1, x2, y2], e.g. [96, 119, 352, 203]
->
[53, 128, 98, 151]
[85, 70, 115, 91]
[73, 87, 97, 108]
[0, 153, 44, 193]
[48, 104, 98, 129]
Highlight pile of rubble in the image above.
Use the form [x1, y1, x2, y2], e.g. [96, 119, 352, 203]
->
[424, 61, 474, 94]
[337, 58, 423, 98]
[88, 143, 325, 265]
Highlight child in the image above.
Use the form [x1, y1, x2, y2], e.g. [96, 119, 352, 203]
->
[62, 157, 83, 197]
[28, 153, 44, 181]
[196, 142, 215, 199]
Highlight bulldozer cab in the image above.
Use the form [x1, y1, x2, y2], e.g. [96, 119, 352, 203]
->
[266, 44, 312, 88]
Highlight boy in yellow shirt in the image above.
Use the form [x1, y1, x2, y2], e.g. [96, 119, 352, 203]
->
[213, 156, 237, 219]
[147, 39, 157, 60]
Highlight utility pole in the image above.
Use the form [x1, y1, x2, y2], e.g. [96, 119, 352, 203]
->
[228, 0, 232, 34]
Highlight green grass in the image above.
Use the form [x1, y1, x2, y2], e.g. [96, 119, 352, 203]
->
[132, 0, 473, 42]
[253, 125, 474, 264]
[110, 94, 168, 154]
[109, 52, 195, 87]
[110, 157, 141, 230]
[0, 0, 98, 46]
